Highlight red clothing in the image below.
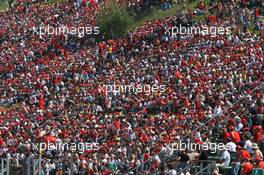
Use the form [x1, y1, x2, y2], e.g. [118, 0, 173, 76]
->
[223, 131, 230, 141]
[242, 118, 247, 125]
[82, 0, 87, 5]
[256, 8, 259, 17]
[242, 162, 253, 174]
[113, 120, 121, 130]
[0, 138, 4, 146]
[258, 161, 264, 169]
[208, 15, 216, 23]
[255, 131, 263, 143]
[39, 93, 45, 109]
[143, 153, 150, 161]
[175, 71, 182, 79]
[241, 150, 251, 161]
[230, 131, 241, 143]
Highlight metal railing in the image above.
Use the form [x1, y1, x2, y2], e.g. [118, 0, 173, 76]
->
[0, 156, 42, 175]
[177, 160, 216, 175]
[0, 157, 9, 175]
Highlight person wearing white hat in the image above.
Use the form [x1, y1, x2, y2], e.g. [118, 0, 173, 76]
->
[252, 143, 263, 160]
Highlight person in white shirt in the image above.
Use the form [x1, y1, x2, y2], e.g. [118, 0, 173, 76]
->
[234, 116, 243, 131]
[244, 133, 253, 153]
[220, 149, 231, 166]
[213, 105, 222, 117]
[153, 155, 161, 163]
[216, 146, 231, 167]
[167, 163, 177, 175]
[226, 140, 237, 153]
[226, 138, 237, 161]
[168, 169, 177, 175]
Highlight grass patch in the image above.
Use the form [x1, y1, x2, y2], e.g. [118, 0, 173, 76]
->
[0, 0, 9, 12]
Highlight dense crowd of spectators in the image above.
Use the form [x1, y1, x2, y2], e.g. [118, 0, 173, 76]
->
[0, 0, 263, 174]
[115, 0, 174, 13]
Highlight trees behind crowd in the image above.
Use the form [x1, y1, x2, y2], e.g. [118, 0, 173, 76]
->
[97, 0, 134, 39]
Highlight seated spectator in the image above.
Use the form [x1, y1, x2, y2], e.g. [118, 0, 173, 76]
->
[217, 146, 231, 167]
[252, 143, 264, 159]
